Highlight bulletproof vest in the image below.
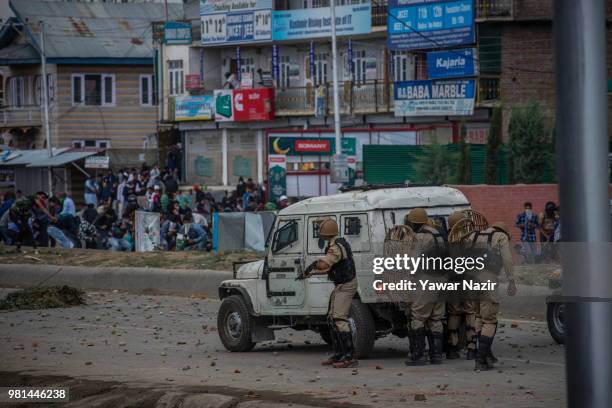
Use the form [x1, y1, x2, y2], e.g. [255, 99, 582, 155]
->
[469, 231, 503, 273]
[326, 237, 356, 285]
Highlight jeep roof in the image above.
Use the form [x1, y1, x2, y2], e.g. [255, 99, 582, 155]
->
[278, 186, 470, 216]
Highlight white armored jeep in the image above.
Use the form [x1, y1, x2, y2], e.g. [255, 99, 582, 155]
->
[217, 186, 470, 357]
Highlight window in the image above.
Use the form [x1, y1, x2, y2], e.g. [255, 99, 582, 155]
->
[240, 57, 255, 79]
[352, 50, 367, 84]
[140, 75, 155, 106]
[168, 60, 184, 96]
[8, 76, 25, 107]
[393, 51, 415, 82]
[72, 139, 110, 149]
[279, 55, 291, 88]
[272, 220, 299, 253]
[313, 53, 328, 86]
[72, 74, 115, 106]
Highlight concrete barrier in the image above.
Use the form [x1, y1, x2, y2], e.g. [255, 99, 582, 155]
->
[0, 264, 231, 297]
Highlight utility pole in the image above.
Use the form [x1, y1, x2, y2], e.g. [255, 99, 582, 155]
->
[329, 0, 347, 184]
[40, 21, 53, 195]
[554, 1, 612, 407]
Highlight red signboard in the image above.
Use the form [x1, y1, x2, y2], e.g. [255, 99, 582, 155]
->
[294, 139, 331, 153]
[185, 74, 202, 90]
[232, 88, 275, 122]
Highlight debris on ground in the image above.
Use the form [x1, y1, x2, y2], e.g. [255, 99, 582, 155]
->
[0, 286, 85, 310]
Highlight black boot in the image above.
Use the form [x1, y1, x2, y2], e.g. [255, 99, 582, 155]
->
[465, 326, 477, 360]
[475, 335, 495, 371]
[428, 331, 443, 364]
[321, 328, 342, 366]
[446, 329, 461, 360]
[405, 328, 428, 366]
[466, 348, 477, 360]
[333, 332, 358, 368]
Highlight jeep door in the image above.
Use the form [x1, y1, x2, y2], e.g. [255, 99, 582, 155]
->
[266, 216, 306, 307]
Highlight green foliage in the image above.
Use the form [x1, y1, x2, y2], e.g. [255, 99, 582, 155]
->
[486, 106, 502, 184]
[508, 101, 552, 183]
[0, 286, 85, 310]
[413, 136, 458, 185]
[458, 121, 472, 184]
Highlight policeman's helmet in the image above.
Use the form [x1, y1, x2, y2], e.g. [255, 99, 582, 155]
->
[318, 218, 339, 239]
[447, 211, 467, 229]
[404, 207, 428, 225]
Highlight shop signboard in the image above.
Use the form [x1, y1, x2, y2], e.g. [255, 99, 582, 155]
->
[394, 79, 475, 116]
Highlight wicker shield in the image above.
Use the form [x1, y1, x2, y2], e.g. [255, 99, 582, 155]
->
[382, 225, 417, 303]
[462, 209, 489, 232]
[448, 218, 477, 244]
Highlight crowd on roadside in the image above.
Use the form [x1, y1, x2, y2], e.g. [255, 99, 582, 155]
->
[0, 165, 289, 253]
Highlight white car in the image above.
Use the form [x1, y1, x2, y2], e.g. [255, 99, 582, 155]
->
[217, 186, 470, 357]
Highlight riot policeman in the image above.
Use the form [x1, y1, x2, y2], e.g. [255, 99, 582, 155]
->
[303, 218, 358, 368]
[451, 212, 517, 370]
[404, 208, 446, 365]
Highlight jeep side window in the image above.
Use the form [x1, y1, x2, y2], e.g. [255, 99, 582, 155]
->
[272, 220, 298, 253]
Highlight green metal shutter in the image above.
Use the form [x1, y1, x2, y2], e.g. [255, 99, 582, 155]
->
[363, 145, 415, 185]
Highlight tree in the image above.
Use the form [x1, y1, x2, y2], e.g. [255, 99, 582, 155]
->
[413, 135, 458, 185]
[458, 121, 472, 184]
[485, 106, 502, 184]
[508, 101, 552, 183]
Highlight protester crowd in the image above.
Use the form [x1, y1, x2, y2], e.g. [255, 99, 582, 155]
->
[0, 165, 286, 253]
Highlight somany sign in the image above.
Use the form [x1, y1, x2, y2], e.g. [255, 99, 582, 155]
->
[394, 79, 475, 116]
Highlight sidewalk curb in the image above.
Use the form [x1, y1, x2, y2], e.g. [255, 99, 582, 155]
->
[0, 264, 231, 298]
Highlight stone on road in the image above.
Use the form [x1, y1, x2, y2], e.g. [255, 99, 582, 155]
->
[0, 289, 565, 407]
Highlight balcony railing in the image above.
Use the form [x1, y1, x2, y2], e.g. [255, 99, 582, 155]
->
[477, 76, 501, 105]
[476, 0, 513, 20]
[0, 105, 42, 127]
[275, 81, 394, 116]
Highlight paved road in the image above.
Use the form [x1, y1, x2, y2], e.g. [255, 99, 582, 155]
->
[0, 289, 565, 407]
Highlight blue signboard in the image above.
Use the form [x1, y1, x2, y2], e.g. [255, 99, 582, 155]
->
[427, 47, 477, 79]
[201, 0, 272, 45]
[175, 96, 214, 121]
[394, 79, 476, 116]
[164, 21, 192, 45]
[273, 4, 372, 41]
[388, 0, 474, 50]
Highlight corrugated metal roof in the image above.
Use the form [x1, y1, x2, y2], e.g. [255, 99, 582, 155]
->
[0, 43, 40, 64]
[27, 150, 97, 167]
[9, 0, 183, 60]
[0, 148, 69, 166]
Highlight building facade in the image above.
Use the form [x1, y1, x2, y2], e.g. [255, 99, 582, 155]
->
[0, 0, 182, 169]
[157, 0, 612, 197]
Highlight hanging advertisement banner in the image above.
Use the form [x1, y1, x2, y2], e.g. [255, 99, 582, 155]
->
[309, 41, 315, 81]
[200, 0, 272, 45]
[388, 0, 475, 51]
[394, 79, 476, 116]
[427, 47, 478, 79]
[273, 3, 371, 41]
[272, 45, 279, 83]
[268, 154, 287, 202]
[236, 47, 241, 81]
[175, 95, 214, 121]
[232, 88, 275, 121]
[348, 38, 354, 78]
[214, 89, 234, 121]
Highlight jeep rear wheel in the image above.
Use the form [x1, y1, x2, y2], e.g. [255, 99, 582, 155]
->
[218, 295, 256, 352]
[349, 299, 376, 359]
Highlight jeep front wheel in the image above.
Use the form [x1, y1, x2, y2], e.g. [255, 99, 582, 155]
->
[217, 295, 256, 352]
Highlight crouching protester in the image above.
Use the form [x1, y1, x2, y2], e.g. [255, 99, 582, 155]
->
[302, 218, 358, 368]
